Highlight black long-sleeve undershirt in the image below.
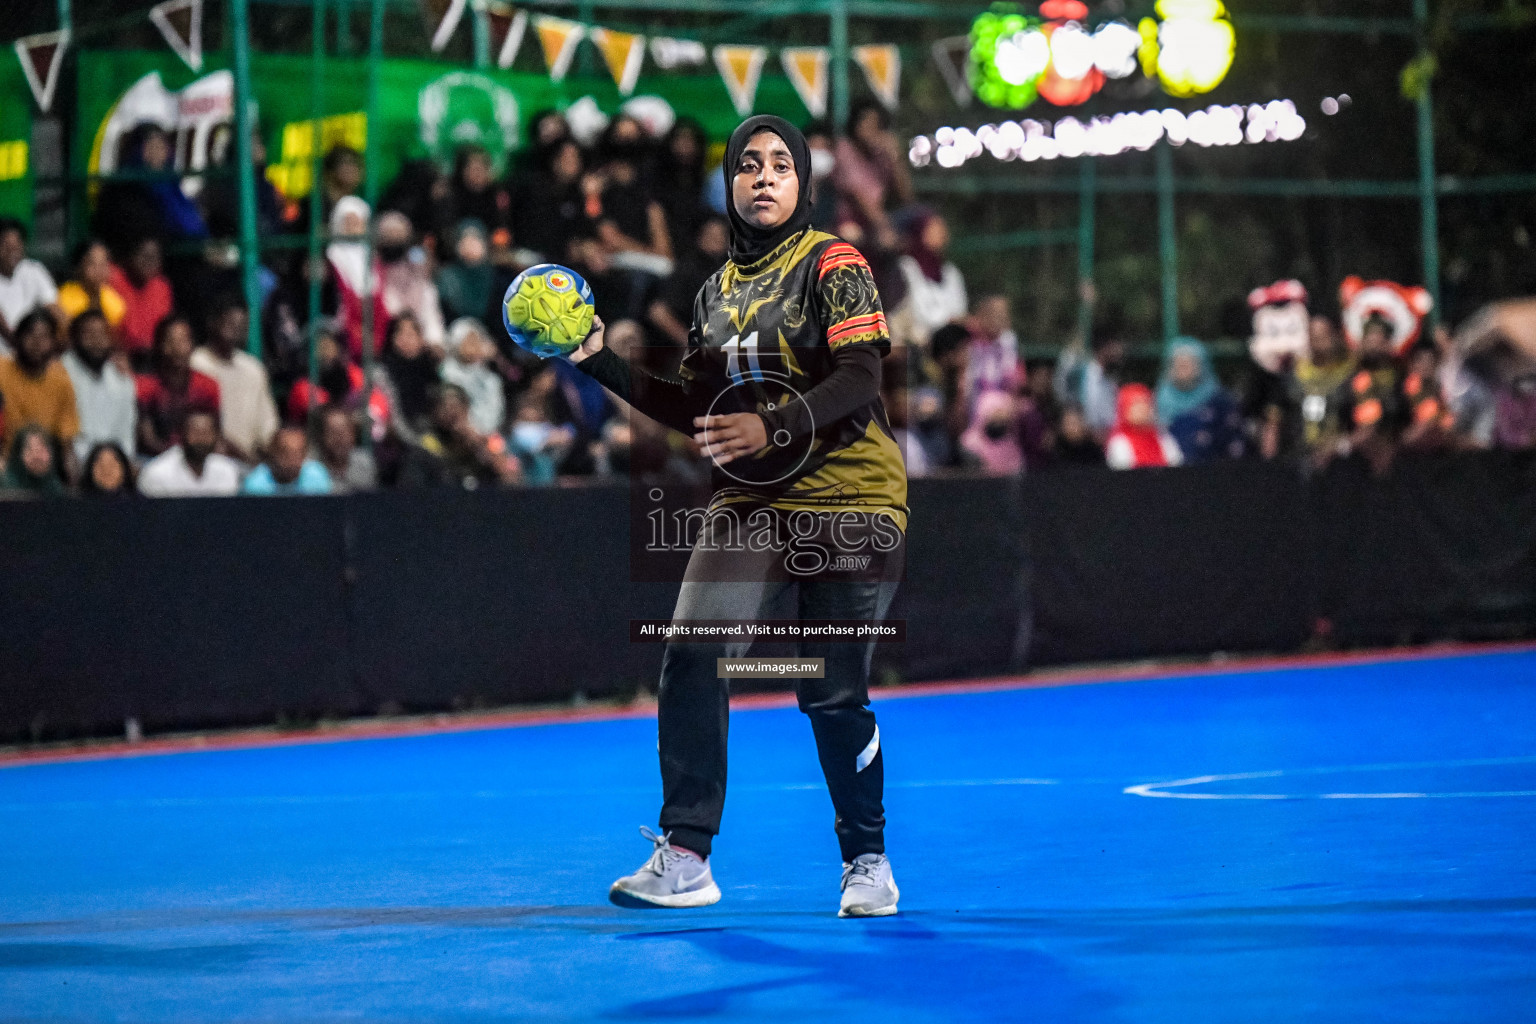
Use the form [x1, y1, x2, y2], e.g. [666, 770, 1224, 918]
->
[574, 347, 698, 435]
[575, 342, 883, 445]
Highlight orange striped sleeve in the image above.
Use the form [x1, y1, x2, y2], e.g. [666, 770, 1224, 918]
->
[827, 311, 888, 346]
[817, 241, 868, 279]
[816, 241, 890, 350]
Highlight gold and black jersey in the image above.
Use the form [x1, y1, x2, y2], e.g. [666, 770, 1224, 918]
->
[678, 229, 909, 530]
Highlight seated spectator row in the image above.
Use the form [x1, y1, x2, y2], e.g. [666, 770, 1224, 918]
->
[3, 98, 1532, 500]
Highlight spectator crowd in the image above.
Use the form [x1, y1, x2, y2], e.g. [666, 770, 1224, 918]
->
[0, 98, 1531, 500]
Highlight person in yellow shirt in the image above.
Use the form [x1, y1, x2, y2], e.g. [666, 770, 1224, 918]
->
[57, 239, 126, 342]
[0, 309, 80, 474]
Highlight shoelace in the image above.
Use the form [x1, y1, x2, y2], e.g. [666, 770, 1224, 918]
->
[842, 856, 885, 890]
[639, 825, 693, 876]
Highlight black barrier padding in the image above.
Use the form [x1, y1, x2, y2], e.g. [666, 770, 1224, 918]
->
[882, 475, 1028, 681]
[2, 463, 1534, 742]
[1022, 461, 1314, 665]
[345, 486, 643, 710]
[0, 496, 356, 742]
[1312, 452, 1536, 646]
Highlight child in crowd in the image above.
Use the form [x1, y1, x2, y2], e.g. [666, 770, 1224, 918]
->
[1106, 384, 1182, 470]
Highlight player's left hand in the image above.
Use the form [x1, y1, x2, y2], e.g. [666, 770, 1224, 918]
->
[693, 413, 767, 466]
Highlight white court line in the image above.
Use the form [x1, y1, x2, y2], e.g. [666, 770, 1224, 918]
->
[1126, 755, 1536, 800]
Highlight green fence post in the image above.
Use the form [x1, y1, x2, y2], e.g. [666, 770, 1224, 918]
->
[830, 0, 850, 131]
[1077, 156, 1095, 343]
[472, 0, 490, 69]
[229, 0, 263, 358]
[306, 0, 329, 413]
[1413, 0, 1441, 323]
[358, 0, 384, 443]
[1156, 139, 1179, 344]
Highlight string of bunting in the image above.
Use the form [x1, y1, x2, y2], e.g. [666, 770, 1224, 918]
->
[10, 0, 919, 118]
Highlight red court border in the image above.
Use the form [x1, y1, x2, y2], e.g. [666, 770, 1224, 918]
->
[3, 640, 1533, 771]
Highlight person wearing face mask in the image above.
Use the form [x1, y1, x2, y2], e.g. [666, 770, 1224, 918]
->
[571, 115, 906, 919]
[803, 121, 839, 232]
[376, 212, 446, 351]
[654, 118, 711, 254]
[960, 390, 1025, 476]
[507, 387, 574, 485]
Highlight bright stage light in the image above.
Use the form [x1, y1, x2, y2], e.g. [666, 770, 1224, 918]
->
[1144, 0, 1235, 98]
[971, 1, 1236, 110]
[1049, 22, 1095, 81]
[912, 97, 1307, 168]
[996, 28, 1052, 85]
[1092, 21, 1142, 79]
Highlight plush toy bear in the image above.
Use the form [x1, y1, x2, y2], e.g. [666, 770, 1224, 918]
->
[1339, 276, 1434, 357]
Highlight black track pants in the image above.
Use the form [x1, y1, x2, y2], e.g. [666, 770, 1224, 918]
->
[654, 518, 899, 863]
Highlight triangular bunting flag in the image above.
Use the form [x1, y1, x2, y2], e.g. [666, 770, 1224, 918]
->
[589, 27, 645, 97]
[534, 15, 584, 82]
[14, 29, 69, 114]
[852, 43, 901, 111]
[649, 36, 706, 70]
[485, 3, 527, 70]
[712, 45, 766, 118]
[149, 0, 203, 72]
[780, 47, 829, 118]
[428, 0, 467, 52]
[930, 35, 972, 107]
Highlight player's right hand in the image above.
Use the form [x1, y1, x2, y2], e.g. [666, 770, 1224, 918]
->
[568, 315, 605, 365]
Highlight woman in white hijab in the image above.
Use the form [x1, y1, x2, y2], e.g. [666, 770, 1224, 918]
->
[439, 317, 506, 437]
[327, 195, 389, 362]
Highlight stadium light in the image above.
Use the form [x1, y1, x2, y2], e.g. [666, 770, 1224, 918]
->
[910, 98, 1307, 168]
[971, 0, 1236, 110]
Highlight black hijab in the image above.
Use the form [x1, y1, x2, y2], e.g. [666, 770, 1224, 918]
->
[722, 115, 813, 266]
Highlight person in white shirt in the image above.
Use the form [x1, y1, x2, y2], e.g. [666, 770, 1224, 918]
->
[896, 211, 968, 347]
[60, 309, 136, 463]
[138, 407, 243, 496]
[0, 217, 60, 355]
[189, 294, 279, 463]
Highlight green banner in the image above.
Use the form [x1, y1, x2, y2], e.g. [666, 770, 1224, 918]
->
[0, 58, 34, 228]
[73, 48, 809, 207]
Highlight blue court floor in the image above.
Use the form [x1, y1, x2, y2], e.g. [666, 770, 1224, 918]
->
[3, 647, 1535, 1022]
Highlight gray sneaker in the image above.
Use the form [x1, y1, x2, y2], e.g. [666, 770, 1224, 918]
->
[838, 853, 899, 918]
[609, 827, 722, 909]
